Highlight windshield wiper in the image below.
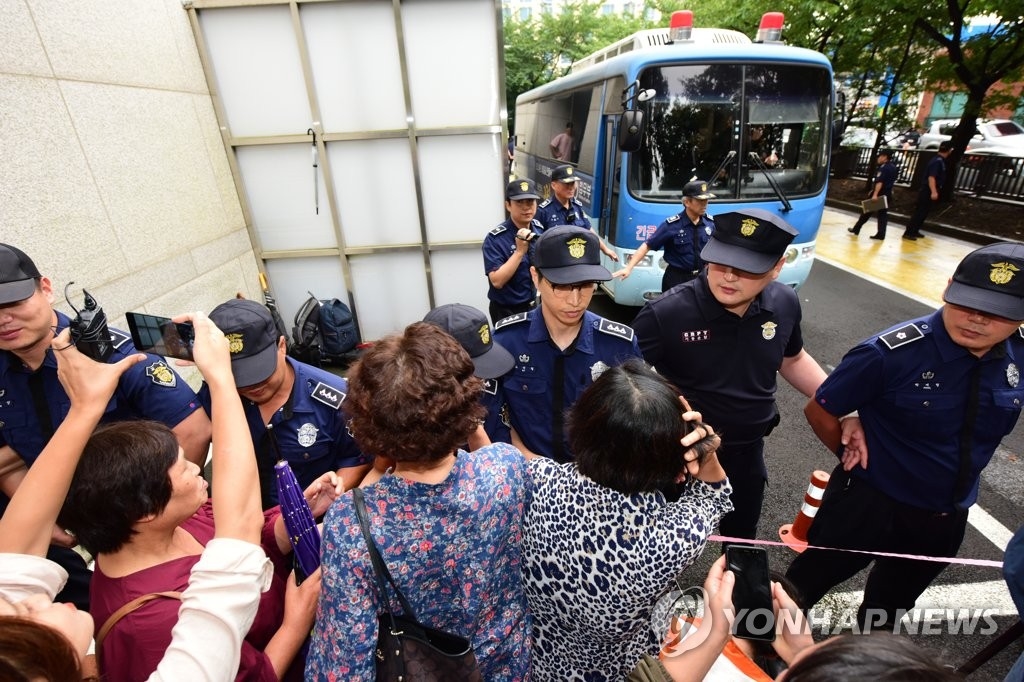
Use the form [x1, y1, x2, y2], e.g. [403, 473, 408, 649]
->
[746, 152, 792, 212]
[708, 150, 736, 187]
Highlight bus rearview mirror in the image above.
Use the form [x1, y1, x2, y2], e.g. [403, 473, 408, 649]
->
[619, 110, 645, 152]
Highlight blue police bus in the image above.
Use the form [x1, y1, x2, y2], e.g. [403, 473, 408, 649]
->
[512, 13, 836, 306]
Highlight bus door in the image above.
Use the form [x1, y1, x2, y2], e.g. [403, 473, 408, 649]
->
[598, 116, 623, 291]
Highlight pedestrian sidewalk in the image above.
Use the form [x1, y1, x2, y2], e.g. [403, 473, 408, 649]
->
[816, 207, 977, 309]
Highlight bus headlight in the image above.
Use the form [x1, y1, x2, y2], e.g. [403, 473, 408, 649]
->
[784, 247, 799, 264]
[623, 251, 656, 269]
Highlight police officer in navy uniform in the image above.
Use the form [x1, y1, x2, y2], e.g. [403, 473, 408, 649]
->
[494, 225, 641, 462]
[613, 179, 716, 291]
[0, 243, 212, 609]
[537, 164, 619, 262]
[848, 148, 897, 240]
[424, 303, 514, 446]
[787, 242, 1024, 631]
[483, 178, 543, 324]
[201, 299, 371, 509]
[632, 210, 827, 540]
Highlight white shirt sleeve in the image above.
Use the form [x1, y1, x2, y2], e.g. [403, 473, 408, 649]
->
[0, 553, 68, 602]
[147, 538, 273, 682]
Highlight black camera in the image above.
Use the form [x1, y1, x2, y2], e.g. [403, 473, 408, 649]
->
[65, 283, 114, 362]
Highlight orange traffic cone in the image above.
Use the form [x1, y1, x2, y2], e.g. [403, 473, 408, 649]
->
[778, 470, 830, 553]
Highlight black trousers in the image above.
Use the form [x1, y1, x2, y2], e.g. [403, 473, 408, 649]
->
[715, 439, 768, 541]
[488, 299, 534, 326]
[662, 265, 698, 292]
[852, 207, 889, 237]
[785, 465, 968, 629]
[905, 190, 937, 235]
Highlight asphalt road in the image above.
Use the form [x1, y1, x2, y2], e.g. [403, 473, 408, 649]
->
[590, 256, 1024, 680]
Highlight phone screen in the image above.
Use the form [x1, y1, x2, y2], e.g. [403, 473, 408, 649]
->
[126, 312, 195, 361]
[725, 545, 776, 641]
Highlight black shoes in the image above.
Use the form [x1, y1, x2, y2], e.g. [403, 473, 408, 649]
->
[903, 234, 920, 240]
[848, 227, 860, 235]
[869, 234, 884, 240]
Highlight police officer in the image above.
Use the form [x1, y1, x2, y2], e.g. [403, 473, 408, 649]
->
[483, 178, 543, 324]
[613, 179, 716, 290]
[787, 242, 1024, 631]
[537, 164, 619, 261]
[424, 303, 514, 446]
[0, 243, 212, 608]
[494, 225, 641, 462]
[848, 148, 897, 240]
[202, 299, 371, 508]
[632, 210, 827, 539]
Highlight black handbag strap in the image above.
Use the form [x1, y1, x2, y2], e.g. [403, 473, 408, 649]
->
[353, 488, 419, 623]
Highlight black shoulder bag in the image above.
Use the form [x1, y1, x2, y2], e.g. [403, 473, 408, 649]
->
[353, 488, 482, 681]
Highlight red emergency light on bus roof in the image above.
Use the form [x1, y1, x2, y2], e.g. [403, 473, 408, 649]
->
[669, 10, 693, 43]
[756, 12, 784, 43]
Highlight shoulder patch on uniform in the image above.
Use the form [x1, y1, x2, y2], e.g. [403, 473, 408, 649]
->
[539, 198, 552, 208]
[879, 323, 924, 350]
[145, 360, 177, 388]
[108, 328, 130, 349]
[598, 318, 635, 342]
[1018, 325, 1024, 341]
[489, 224, 507, 236]
[666, 214, 681, 223]
[571, 197, 583, 207]
[531, 219, 544, 228]
[495, 312, 528, 330]
[705, 213, 715, 222]
[482, 378, 498, 395]
[311, 381, 346, 409]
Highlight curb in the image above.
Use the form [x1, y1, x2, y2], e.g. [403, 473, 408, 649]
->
[824, 198, 1002, 246]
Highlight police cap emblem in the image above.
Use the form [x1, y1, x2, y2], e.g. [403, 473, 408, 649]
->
[740, 218, 758, 237]
[479, 324, 490, 345]
[226, 333, 244, 354]
[567, 237, 587, 259]
[990, 261, 1020, 285]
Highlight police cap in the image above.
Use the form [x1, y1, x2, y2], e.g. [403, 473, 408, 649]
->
[699, 208, 797, 275]
[533, 225, 612, 284]
[944, 242, 1024, 320]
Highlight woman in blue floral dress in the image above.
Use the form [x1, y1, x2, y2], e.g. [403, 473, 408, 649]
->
[306, 322, 531, 681]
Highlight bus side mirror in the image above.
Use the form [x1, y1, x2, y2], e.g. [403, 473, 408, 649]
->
[619, 110, 645, 152]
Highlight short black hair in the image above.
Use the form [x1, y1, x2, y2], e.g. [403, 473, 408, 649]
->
[938, 141, 954, 152]
[569, 359, 712, 494]
[59, 421, 179, 555]
[784, 634, 960, 681]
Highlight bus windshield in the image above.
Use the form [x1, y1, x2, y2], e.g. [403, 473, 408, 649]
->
[628, 63, 831, 202]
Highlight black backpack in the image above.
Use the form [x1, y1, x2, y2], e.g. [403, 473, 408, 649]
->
[290, 293, 360, 366]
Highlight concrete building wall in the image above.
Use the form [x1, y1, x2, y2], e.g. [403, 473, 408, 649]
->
[1, 0, 259, 373]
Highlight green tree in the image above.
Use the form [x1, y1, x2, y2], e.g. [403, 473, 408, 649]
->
[913, 3, 1024, 197]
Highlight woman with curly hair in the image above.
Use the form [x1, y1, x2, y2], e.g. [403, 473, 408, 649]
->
[522, 358, 733, 681]
[307, 322, 531, 681]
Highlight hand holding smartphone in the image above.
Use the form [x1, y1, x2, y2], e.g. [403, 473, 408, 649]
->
[126, 312, 196, 361]
[725, 544, 776, 641]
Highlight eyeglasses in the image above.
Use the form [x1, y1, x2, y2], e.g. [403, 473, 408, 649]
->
[545, 280, 597, 298]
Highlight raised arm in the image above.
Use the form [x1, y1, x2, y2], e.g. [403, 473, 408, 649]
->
[182, 311, 262, 543]
[0, 329, 143, 557]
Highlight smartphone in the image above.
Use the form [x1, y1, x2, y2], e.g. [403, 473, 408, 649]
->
[126, 312, 195, 361]
[725, 544, 776, 641]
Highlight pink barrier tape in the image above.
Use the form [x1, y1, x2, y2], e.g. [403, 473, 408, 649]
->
[710, 535, 1004, 569]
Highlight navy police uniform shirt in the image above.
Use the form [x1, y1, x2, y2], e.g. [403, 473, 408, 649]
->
[876, 160, 898, 198]
[922, 154, 947, 195]
[494, 308, 641, 462]
[645, 212, 715, 273]
[535, 196, 589, 231]
[0, 311, 202, 467]
[813, 309, 1024, 512]
[482, 217, 542, 306]
[633, 274, 803, 442]
[480, 377, 510, 444]
[198, 357, 370, 506]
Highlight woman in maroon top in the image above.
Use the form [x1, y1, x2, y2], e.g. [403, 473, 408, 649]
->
[59, 421, 341, 681]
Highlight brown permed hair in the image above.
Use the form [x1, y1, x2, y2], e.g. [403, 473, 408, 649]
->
[345, 322, 485, 462]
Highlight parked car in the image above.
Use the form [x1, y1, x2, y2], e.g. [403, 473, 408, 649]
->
[918, 118, 1024, 153]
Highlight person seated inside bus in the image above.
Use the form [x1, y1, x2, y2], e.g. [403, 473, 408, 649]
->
[748, 124, 779, 167]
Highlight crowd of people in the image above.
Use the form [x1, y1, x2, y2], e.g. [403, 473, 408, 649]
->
[2, 155, 1024, 682]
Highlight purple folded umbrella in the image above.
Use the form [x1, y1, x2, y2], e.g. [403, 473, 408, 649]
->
[275, 460, 321, 578]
